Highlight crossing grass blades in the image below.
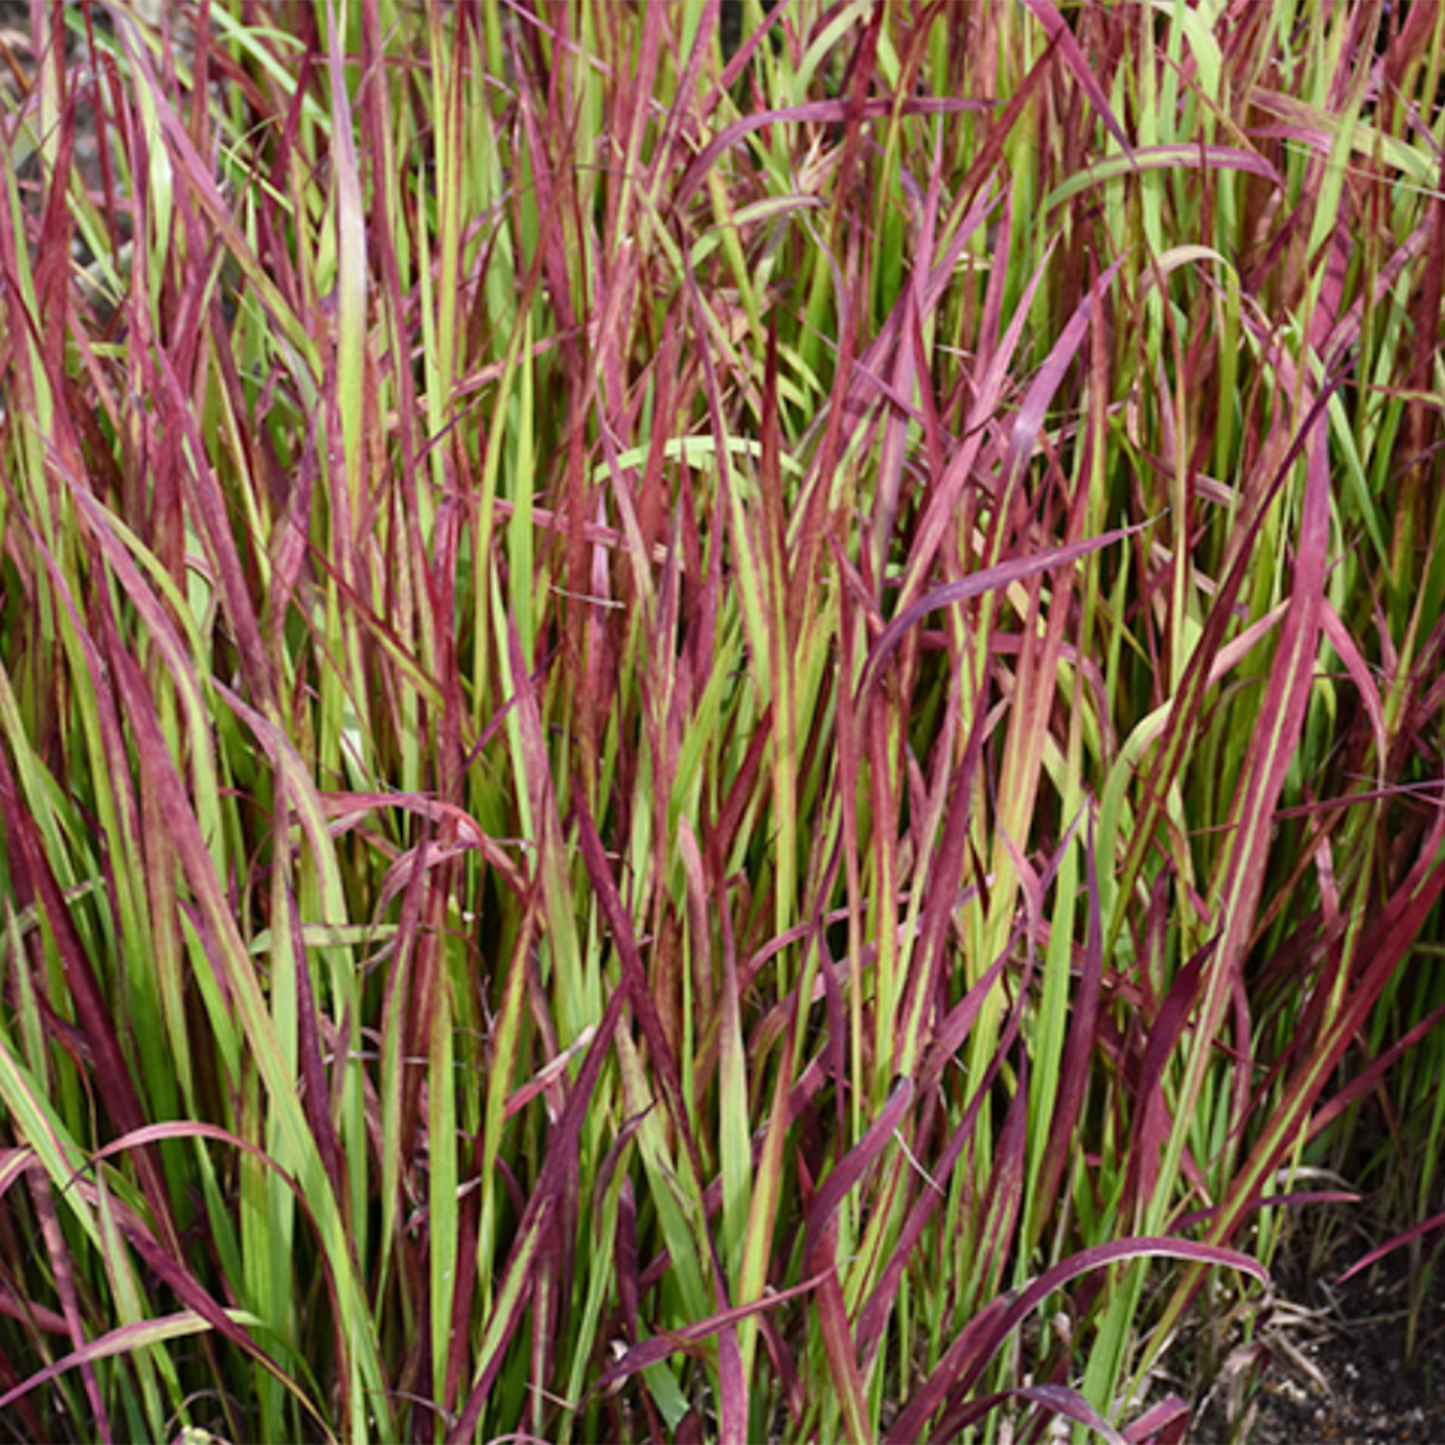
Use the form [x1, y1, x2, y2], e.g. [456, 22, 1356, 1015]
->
[1, 1, 1444, 1441]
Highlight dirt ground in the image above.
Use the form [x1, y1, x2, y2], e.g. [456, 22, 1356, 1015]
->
[1190, 1250, 1445, 1444]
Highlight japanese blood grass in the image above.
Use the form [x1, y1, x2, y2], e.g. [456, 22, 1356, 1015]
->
[1, 0, 1445, 1441]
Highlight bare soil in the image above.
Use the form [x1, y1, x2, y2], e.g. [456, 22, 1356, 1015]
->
[1191, 1251, 1445, 1444]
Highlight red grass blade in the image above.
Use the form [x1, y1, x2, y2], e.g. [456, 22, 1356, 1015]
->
[862, 520, 1150, 710]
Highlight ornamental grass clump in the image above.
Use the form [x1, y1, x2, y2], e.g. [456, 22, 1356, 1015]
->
[1, 1, 1444, 1441]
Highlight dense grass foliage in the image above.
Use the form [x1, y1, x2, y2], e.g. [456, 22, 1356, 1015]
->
[1, 0, 1444, 1440]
